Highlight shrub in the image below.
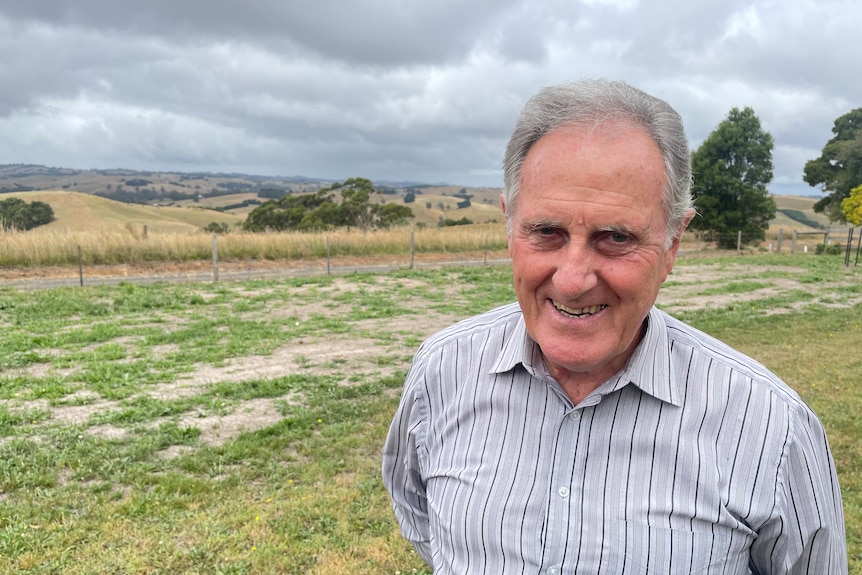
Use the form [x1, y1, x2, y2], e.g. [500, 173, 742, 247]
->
[439, 217, 473, 227]
[815, 243, 843, 255]
[203, 222, 231, 234]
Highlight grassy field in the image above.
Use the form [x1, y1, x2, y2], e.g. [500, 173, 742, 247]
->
[0, 253, 860, 573]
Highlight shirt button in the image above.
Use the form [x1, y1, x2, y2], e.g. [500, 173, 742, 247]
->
[547, 568, 560, 575]
[569, 411, 581, 421]
[558, 486, 570, 498]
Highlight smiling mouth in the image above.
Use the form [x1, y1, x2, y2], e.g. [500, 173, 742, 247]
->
[552, 301, 607, 318]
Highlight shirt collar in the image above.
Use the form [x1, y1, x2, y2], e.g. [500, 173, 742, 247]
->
[489, 306, 681, 406]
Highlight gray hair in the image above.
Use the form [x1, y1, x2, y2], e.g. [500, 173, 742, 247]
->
[502, 79, 693, 248]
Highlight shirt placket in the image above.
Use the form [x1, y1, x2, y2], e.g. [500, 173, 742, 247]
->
[542, 405, 583, 575]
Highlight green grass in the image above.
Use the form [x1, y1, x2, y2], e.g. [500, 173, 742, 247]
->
[0, 255, 860, 573]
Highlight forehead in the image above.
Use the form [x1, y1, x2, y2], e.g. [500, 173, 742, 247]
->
[517, 122, 667, 223]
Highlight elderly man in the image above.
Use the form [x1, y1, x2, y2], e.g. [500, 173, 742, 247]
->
[382, 79, 846, 574]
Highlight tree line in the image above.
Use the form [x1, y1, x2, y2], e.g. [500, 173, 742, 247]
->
[0, 197, 55, 231]
[242, 177, 414, 232]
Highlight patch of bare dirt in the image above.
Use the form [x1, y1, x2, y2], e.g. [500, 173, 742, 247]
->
[51, 402, 116, 426]
[657, 263, 862, 314]
[87, 424, 128, 440]
[175, 397, 285, 447]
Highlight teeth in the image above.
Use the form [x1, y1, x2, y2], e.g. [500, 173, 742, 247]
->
[553, 302, 607, 317]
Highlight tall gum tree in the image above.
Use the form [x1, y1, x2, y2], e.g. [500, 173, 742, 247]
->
[804, 108, 862, 222]
[689, 107, 776, 249]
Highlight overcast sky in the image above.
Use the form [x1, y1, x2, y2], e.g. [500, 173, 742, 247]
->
[0, 1, 859, 195]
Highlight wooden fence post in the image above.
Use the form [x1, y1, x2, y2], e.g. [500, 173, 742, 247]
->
[409, 229, 415, 270]
[77, 245, 84, 286]
[484, 233, 488, 265]
[737, 231, 742, 254]
[212, 233, 219, 281]
[326, 236, 331, 275]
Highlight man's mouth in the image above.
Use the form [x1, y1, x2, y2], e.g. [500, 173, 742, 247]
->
[552, 301, 607, 318]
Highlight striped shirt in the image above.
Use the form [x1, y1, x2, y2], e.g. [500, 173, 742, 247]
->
[382, 303, 846, 574]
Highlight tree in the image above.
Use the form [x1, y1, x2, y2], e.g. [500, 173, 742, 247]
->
[803, 108, 862, 222]
[842, 184, 862, 226]
[241, 177, 414, 232]
[378, 203, 415, 227]
[337, 177, 377, 231]
[689, 107, 776, 249]
[0, 197, 55, 231]
[242, 189, 334, 231]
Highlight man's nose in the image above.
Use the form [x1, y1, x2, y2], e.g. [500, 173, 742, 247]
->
[553, 242, 598, 297]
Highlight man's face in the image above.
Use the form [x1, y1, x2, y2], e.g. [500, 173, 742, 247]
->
[505, 122, 684, 385]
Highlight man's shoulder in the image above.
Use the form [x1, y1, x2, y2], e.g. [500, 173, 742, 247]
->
[657, 309, 807, 407]
[416, 302, 522, 356]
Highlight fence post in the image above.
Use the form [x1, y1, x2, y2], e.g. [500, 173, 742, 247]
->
[484, 233, 488, 265]
[855, 227, 861, 266]
[776, 229, 783, 253]
[326, 236, 331, 275]
[409, 229, 415, 270]
[737, 231, 742, 254]
[846, 227, 854, 267]
[77, 245, 84, 287]
[211, 233, 219, 281]
[791, 230, 797, 253]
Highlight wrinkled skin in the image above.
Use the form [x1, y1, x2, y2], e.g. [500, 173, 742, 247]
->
[503, 122, 692, 404]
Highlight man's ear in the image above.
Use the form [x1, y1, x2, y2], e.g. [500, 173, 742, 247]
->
[681, 208, 696, 232]
[500, 193, 507, 217]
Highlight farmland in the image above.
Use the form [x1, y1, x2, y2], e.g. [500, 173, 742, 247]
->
[0, 253, 861, 573]
[1, 177, 860, 572]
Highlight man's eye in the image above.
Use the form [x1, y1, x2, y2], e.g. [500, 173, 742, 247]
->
[596, 231, 637, 255]
[538, 227, 557, 236]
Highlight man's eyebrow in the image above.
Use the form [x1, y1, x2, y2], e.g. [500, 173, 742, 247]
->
[595, 223, 635, 234]
[520, 217, 565, 230]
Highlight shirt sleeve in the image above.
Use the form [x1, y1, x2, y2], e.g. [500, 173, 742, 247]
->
[382, 355, 434, 567]
[749, 403, 847, 574]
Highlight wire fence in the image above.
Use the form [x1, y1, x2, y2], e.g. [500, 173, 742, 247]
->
[3, 226, 859, 290]
[690, 227, 861, 264]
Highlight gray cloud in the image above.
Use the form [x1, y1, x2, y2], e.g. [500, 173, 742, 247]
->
[0, 0, 858, 193]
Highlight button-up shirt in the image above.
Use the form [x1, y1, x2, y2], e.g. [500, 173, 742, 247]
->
[382, 303, 846, 574]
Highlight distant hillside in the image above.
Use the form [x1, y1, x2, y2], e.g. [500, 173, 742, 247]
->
[0, 163, 334, 199]
[1, 164, 841, 234]
[771, 195, 836, 231]
[1, 191, 243, 233]
[0, 164, 506, 227]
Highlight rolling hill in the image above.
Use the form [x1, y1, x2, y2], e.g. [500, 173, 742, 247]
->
[1, 191, 243, 233]
[0, 162, 840, 235]
[771, 195, 837, 231]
